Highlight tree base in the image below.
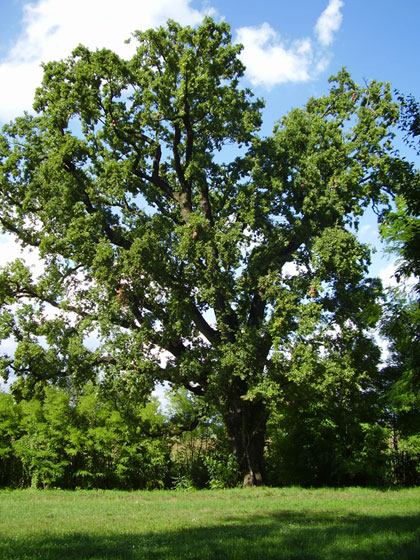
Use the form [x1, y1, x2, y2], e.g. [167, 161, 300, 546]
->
[243, 471, 263, 487]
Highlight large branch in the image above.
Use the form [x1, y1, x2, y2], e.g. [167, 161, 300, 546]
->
[130, 145, 187, 224]
[247, 292, 266, 328]
[182, 100, 214, 225]
[14, 283, 92, 319]
[95, 350, 205, 398]
[187, 302, 220, 345]
[198, 179, 214, 225]
[0, 216, 41, 247]
[182, 97, 194, 166]
[172, 122, 192, 222]
[63, 158, 132, 249]
[107, 108, 180, 213]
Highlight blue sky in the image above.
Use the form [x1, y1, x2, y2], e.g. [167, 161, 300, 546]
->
[0, 0, 419, 283]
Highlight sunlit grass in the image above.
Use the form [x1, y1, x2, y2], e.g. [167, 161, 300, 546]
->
[1, 487, 419, 559]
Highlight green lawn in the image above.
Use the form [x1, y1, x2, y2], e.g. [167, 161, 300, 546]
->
[1, 487, 419, 559]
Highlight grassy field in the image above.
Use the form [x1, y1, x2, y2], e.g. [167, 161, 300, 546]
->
[0, 487, 419, 559]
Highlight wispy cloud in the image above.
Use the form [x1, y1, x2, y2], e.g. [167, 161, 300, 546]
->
[237, 0, 344, 88]
[0, 0, 205, 123]
[359, 224, 372, 236]
[314, 0, 344, 47]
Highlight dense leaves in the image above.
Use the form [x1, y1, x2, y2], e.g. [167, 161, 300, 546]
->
[0, 18, 418, 484]
[0, 384, 171, 489]
[376, 92, 420, 485]
[1, 382, 418, 489]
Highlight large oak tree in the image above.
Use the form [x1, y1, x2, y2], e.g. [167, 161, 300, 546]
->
[0, 18, 412, 484]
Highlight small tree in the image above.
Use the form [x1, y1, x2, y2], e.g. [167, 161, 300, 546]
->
[0, 18, 413, 484]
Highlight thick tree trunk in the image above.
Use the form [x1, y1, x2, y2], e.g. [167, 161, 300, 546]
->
[223, 399, 269, 487]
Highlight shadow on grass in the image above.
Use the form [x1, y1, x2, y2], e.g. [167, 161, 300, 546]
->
[1, 511, 419, 560]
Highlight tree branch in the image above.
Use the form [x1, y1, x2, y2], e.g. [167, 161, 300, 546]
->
[187, 302, 220, 345]
[172, 122, 192, 222]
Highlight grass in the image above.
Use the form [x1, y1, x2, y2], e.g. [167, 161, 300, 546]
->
[1, 487, 419, 559]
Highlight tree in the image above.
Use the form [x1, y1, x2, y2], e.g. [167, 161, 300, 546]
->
[0, 18, 411, 485]
[377, 92, 420, 484]
[380, 92, 420, 290]
[265, 334, 391, 487]
[379, 291, 420, 485]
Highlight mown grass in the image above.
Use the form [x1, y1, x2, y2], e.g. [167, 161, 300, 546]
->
[1, 487, 419, 559]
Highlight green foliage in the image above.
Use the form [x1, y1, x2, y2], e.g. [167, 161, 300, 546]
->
[379, 290, 420, 485]
[13, 387, 73, 488]
[0, 18, 418, 484]
[397, 92, 420, 156]
[380, 92, 420, 291]
[0, 384, 172, 489]
[204, 453, 239, 489]
[265, 354, 391, 487]
[375, 91, 420, 485]
[380, 196, 420, 291]
[0, 392, 23, 486]
[167, 388, 239, 489]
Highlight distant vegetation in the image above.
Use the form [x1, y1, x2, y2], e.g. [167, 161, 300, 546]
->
[1, 382, 419, 490]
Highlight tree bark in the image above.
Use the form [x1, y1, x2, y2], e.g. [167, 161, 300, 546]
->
[223, 398, 269, 487]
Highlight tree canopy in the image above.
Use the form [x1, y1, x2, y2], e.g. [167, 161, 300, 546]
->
[0, 18, 417, 485]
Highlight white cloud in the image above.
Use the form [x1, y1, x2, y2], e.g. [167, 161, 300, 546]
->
[0, 234, 44, 278]
[0, 337, 18, 357]
[236, 23, 313, 88]
[0, 0, 346, 120]
[236, 0, 344, 88]
[314, 0, 344, 47]
[379, 261, 399, 288]
[0, 0, 205, 123]
[359, 224, 372, 236]
[282, 261, 301, 278]
[379, 260, 417, 291]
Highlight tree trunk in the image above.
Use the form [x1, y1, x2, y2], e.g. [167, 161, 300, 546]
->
[223, 399, 269, 487]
